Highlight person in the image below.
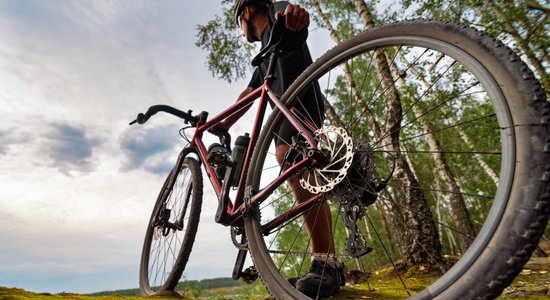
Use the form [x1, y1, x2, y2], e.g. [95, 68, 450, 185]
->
[211, 0, 344, 298]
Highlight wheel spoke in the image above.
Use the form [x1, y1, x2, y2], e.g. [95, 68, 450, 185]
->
[140, 157, 202, 295]
[242, 20, 548, 300]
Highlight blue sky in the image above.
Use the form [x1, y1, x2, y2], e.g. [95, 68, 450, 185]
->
[0, 0, 340, 294]
[0, 0, 379, 294]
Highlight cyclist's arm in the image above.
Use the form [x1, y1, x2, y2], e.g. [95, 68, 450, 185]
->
[209, 71, 262, 136]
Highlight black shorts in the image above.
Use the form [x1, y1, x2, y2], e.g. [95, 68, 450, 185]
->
[275, 100, 325, 146]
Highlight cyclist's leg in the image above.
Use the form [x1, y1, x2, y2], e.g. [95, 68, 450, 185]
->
[275, 118, 344, 298]
[275, 143, 335, 255]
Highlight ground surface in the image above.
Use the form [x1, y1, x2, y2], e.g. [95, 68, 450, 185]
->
[2, 254, 548, 299]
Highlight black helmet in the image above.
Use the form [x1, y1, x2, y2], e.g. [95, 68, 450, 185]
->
[234, 0, 272, 26]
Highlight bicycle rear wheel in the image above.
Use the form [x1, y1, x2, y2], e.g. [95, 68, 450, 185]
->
[244, 20, 549, 299]
[139, 149, 203, 295]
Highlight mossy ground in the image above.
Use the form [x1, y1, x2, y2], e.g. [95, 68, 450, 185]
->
[333, 257, 550, 299]
[2, 257, 548, 299]
[499, 257, 550, 299]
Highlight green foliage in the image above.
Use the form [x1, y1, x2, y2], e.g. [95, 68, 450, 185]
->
[195, 0, 548, 88]
[400, 0, 549, 93]
[193, 0, 546, 285]
[195, 1, 255, 83]
[88, 278, 245, 298]
[0, 286, 145, 299]
[88, 288, 140, 296]
[176, 277, 243, 290]
[270, 185, 312, 278]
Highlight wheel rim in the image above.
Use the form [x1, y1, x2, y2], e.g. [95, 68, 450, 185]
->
[142, 161, 195, 294]
[245, 32, 515, 299]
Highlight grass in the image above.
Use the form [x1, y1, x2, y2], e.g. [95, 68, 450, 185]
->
[333, 257, 550, 299]
[0, 287, 143, 300]
[2, 257, 548, 299]
[0, 282, 268, 300]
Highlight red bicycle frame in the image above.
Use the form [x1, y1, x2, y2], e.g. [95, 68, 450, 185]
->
[188, 79, 322, 228]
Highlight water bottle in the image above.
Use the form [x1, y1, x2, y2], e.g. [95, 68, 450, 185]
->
[229, 133, 250, 187]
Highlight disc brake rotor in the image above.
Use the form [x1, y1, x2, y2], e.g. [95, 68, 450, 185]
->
[299, 126, 354, 194]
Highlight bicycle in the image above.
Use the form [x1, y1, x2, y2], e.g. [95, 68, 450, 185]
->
[130, 17, 550, 299]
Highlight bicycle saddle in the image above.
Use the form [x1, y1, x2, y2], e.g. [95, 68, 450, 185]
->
[251, 15, 308, 67]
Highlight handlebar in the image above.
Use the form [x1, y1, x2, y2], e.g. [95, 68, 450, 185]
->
[129, 105, 202, 126]
[252, 15, 286, 67]
[251, 15, 308, 67]
[129, 104, 230, 145]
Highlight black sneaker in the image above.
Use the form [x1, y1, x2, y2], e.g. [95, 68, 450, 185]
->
[295, 258, 345, 298]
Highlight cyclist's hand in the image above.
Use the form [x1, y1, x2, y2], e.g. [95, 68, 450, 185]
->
[275, 4, 309, 32]
[208, 121, 229, 137]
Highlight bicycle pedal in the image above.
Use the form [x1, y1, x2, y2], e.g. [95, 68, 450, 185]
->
[241, 266, 259, 284]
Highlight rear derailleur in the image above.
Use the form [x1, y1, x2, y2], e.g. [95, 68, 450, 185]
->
[339, 199, 373, 258]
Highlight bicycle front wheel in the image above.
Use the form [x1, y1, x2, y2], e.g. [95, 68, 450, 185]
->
[139, 149, 203, 295]
[244, 20, 549, 299]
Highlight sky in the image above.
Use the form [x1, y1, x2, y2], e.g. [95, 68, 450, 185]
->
[0, 0, 335, 294]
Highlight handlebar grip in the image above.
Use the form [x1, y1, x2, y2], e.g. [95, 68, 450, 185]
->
[136, 113, 149, 124]
[129, 113, 149, 125]
[129, 105, 200, 126]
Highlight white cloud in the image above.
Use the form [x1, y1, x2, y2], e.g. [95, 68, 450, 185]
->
[119, 124, 182, 175]
[0, 0, 330, 294]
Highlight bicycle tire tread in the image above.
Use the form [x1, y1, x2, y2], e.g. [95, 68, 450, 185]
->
[139, 151, 203, 295]
[246, 19, 550, 300]
[401, 20, 550, 300]
[420, 20, 550, 300]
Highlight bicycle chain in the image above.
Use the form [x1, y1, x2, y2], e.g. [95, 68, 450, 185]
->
[267, 249, 356, 260]
[231, 226, 355, 259]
